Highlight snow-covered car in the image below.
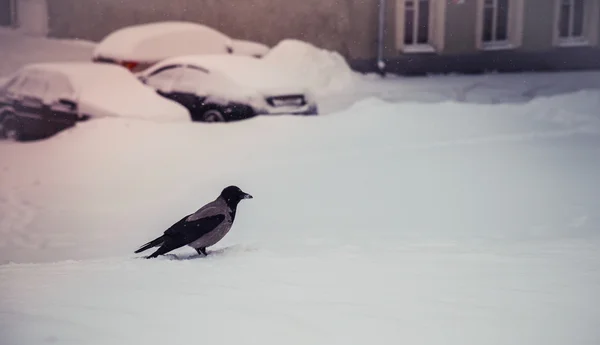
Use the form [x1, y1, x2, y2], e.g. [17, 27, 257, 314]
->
[136, 54, 319, 122]
[92, 21, 270, 73]
[0, 62, 189, 141]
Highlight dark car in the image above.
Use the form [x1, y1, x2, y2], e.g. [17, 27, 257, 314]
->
[0, 63, 189, 141]
[0, 67, 88, 141]
[136, 54, 318, 123]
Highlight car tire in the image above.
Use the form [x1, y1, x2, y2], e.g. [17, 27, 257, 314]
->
[201, 109, 226, 123]
[1, 114, 23, 141]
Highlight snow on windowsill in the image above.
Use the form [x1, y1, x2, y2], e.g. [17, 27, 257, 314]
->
[480, 41, 516, 51]
[556, 39, 591, 48]
[401, 44, 436, 54]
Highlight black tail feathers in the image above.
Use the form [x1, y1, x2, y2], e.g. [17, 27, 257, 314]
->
[134, 236, 165, 254]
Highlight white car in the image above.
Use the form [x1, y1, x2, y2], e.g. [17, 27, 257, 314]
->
[92, 21, 270, 73]
[0, 62, 189, 141]
[136, 54, 319, 123]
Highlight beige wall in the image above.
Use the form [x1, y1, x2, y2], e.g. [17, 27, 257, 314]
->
[520, 0, 554, 51]
[346, 0, 398, 60]
[47, 0, 387, 60]
[442, 0, 478, 55]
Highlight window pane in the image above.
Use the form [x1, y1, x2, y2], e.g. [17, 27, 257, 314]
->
[45, 73, 74, 102]
[1, 75, 21, 93]
[173, 68, 211, 93]
[416, 0, 429, 44]
[0, 0, 13, 26]
[20, 75, 47, 99]
[495, 0, 509, 40]
[404, 5, 415, 45]
[146, 67, 181, 90]
[482, 7, 494, 42]
[559, 2, 571, 38]
[572, 0, 584, 37]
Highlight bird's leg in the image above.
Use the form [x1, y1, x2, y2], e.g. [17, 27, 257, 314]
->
[196, 247, 208, 256]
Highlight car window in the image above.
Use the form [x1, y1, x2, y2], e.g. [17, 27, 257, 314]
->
[172, 66, 212, 93]
[145, 65, 183, 91]
[19, 73, 48, 99]
[3, 74, 26, 95]
[0, 75, 20, 93]
[44, 72, 75, 103]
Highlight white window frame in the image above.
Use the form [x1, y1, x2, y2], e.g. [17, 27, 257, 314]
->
[476, 0, 524, 50]
[395, 0, 446, 53]
[553, 0, 599, 47]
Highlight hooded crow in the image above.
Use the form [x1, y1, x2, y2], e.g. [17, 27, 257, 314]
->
[134, 185, 253, 259]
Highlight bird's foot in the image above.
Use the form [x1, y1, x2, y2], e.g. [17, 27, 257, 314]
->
[196, 247, 208, 257]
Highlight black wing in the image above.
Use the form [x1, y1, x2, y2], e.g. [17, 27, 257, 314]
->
[164, 213, 225, 244]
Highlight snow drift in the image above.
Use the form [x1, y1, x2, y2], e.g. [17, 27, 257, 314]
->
[263, 39, 359, 96]
[1, 89, 599, 263]
[1, 89, 600, 345]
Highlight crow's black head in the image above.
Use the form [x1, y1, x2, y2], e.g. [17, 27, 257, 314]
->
[221, 185, 253, 207]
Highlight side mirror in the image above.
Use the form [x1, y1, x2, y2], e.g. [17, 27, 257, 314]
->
[58, 98, 77, 109]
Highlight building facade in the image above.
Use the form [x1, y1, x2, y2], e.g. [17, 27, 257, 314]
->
[0, 0, 49, 36]
[3, 0, 600, 75]
[379, 0, 600, 74]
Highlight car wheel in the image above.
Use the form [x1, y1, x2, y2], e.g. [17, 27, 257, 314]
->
[1, 114, 23, 141]
[201, 109, 226, 122]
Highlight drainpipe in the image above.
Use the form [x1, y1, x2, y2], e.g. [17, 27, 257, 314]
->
[376, 0, 387, 77]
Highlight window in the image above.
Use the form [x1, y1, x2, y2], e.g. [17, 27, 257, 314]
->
[559, 0, 584, 39]
[554, 0, 599, 46]
[477, 0, 524, 50]
[396, 0, 444, 53]
[172, 66, 212, 93]
[482, 0, 509, 43]
[144, 65, 183, 91]
[44, 72, 75, 103]
[19, 74, 48, 100]
[1, 75, 22, 94]
[404, 0, 430, 46]
[0, 0, 16, 27]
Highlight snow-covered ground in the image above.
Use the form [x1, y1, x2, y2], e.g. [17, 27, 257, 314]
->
[1, 30, 600, 345]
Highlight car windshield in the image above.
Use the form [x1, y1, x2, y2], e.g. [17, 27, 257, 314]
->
[0, 74, 21, 93]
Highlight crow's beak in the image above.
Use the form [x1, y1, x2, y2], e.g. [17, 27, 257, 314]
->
[242, 193, 253, 199]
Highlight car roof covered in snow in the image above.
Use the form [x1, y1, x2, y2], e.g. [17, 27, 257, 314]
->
[20, 62, 143, 89]
[92, 21, 233, 62]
